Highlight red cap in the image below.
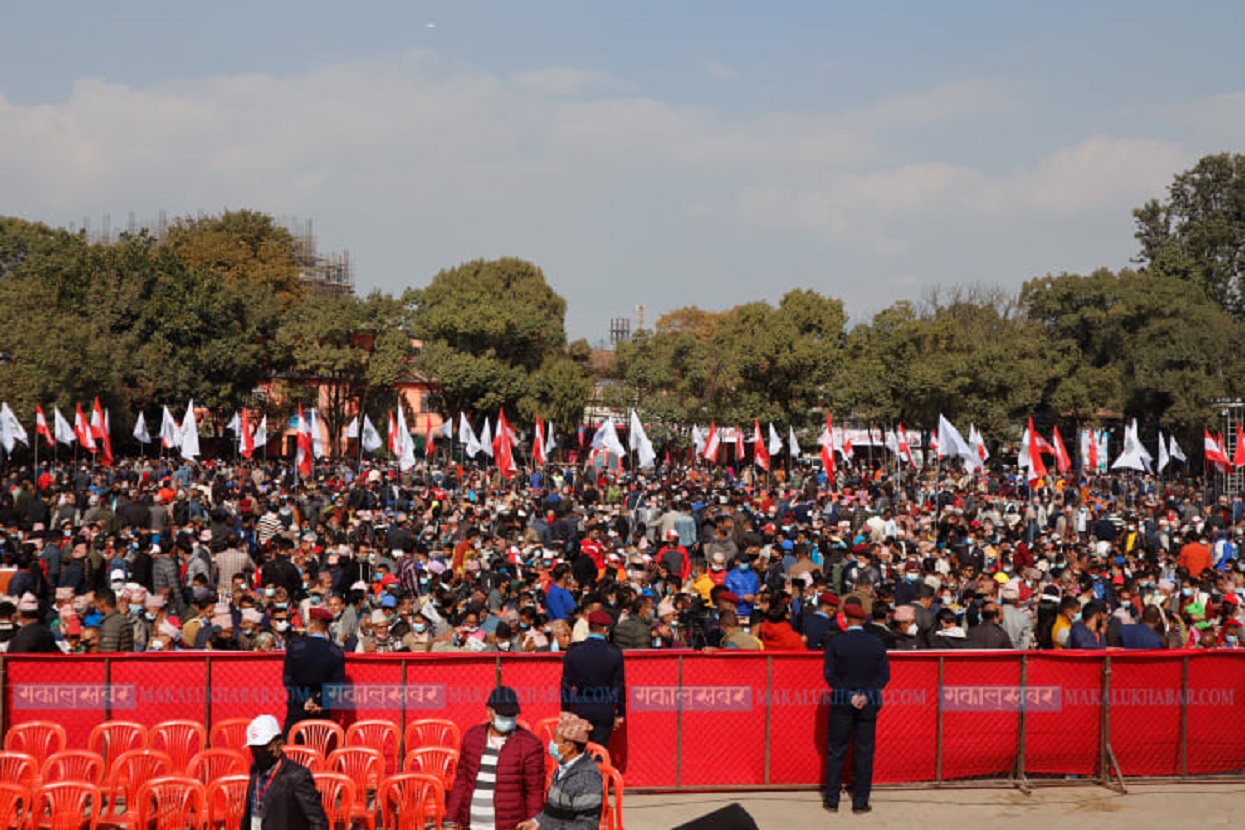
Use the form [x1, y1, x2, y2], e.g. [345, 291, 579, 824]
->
[587, 610, 613, 627]
[843, 603, 867, 621]
[719, 592, 741, 605]
[308, 607, 334, 622]
[818, 592, 841, 607]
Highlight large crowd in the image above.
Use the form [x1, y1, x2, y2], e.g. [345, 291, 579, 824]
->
[0, 454, 1242, 656]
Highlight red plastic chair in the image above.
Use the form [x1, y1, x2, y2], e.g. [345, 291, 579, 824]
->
[205, 775, 249, 830]
[187, 748, 248, 784]
[283, 745, 326, 774]
[133, 776, 206, 830]
[345, 720, 400, 773]
[403, 719, 460, 753]
[0, 751, 40, 793]
[0, 782, 33, 830]
[378, 772, 442, 830]
[288, 720, 345, 757]
[147, 720, 207, 773]
[32, 781, 101, 830]
[40, 750, 106, 787]
[326, 748, 382, 830]
[600, 766, 624, 830]
[585, 742, 613, 772]
[312, 772, 357, 830]
[101, 749, 173, 827]
[533, 716, 560, 746]
[88, 722, 148, 770]
[401, 746, 459, 791]
[208, 718, 252, 753]
[6, 722, 68, 768]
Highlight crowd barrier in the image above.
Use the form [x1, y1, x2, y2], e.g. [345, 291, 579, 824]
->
[2, 650, 1243, 791]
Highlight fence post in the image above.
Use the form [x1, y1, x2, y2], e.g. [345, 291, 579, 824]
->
[495, 655, 503, 688]
[1098, 654, 1126, 793]
[934, 654, 944, 787]
[401, 658, 409, 758]
[204, 654, 213, 735]
[1012, 653, 1030, 794]
[104, 657, 112, 722]
[675, 653, 684, 790]
[763, 655, 772, 787]
[1180, 654, 1189, 779]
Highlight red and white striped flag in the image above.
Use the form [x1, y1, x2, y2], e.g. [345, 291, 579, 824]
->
[752, 420, 770, 472]
[1205, 429, 1231, 473]
[35, 405, 54, 448]
[703, 423, 720, 463]
[75, 404, 97, 453]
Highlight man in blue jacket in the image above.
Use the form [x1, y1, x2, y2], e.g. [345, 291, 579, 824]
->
[724, 555, 760, 621]
[823, 603, 890, 814]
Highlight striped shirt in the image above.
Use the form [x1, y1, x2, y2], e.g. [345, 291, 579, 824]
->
[468, 733, 507, 830]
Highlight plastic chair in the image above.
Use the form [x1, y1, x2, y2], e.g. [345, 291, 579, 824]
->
[533, 716, 560, 746]
[6, 722, 68, 768]
[378, 773, 442, 830]
[33, 781, 101, 830]
[288, 720, 345, 757]
[205, 775, 248, 830]
[41, 750, 106, 787]
[208, 718, 251, 753]
[147, 720, 207, 773]
[403, 719, 460, 753]
[88, 722, 148, 770]
[0, 782, 33, 830]
[312, 772, 357, 830]
[345, 720, 400, 773]
[133, 776, 206, 830]
[101, 749, 173, 827]
[585, 742, 613, 772]
[187, 748, 248, 784]
[600, 766, 625, 830]
[401, 746, 458, 791]
[282, 745, 326, 774]
[326, 748, 382, 830]
[0, 751, 40, 793]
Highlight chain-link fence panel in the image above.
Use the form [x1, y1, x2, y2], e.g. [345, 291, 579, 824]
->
[4, 656, 108, 749]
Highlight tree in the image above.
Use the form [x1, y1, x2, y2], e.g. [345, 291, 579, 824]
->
[1134, 153, 1245, 317]
[165, 210, 304, 306]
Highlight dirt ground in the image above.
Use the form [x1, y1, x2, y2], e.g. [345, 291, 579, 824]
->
[621, 782, 1245, 829]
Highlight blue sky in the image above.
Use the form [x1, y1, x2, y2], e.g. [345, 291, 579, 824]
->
[3, 1, 1244, 342]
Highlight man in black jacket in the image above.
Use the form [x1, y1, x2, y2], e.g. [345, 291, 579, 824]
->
[561, 610, 626, 746]
[7, 594, 59, 653]
[241, 714, 328, 830]
[823, 603, 890, 815]
[282, 607, 347, 733]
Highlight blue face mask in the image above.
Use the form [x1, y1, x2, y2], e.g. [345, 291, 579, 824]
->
[739, 563, 750, 571]
[1181, 588, 1193, 597]
[548, 740, 563, 762]
[1072, 613, 1083, 624]
[1227, 635, 1239, 646]
[493, 715, 516, 734]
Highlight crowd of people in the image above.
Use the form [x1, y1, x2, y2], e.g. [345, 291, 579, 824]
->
[0, 453, 1242, 657]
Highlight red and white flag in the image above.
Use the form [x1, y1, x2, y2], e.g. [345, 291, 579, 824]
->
[1234, 424, 1245, 469]
[495, 410, 517, 480]
[1026, 417, 1048, 483]
[968, 424, 989, 463]
[752, 420, 770, 471]
[296, 405, 314, 476]
[734, 427, 744, 461]
[897, 423, 917, 467]
[91, 397, 113, 466]
[703, 423, 720, 463]
[240, 409, 255, 459]
[425, 414, 436, 457]
[532, 417, 547, 466]
[1205, 429, 1231, 473]
[35, 405, 54, 448]
[388, 411, 399, 455]
[1031, 428, 1055, 456]
[820, 413, 836, 479]
[1051, 427, 1072, 474]
[75, 404, 97, 453]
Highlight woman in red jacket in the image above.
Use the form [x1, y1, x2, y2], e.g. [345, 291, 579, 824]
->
[757, 604, 806, 651]
[446, 686, 546, 830]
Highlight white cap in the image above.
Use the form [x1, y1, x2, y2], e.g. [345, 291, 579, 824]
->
[110, 569, 126, 581]
[246, 714, 283, 746]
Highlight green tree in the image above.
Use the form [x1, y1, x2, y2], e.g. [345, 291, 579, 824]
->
[165, 209, 304, 306]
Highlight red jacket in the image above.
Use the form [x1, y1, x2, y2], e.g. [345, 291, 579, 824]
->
[445, 724, 545, 830]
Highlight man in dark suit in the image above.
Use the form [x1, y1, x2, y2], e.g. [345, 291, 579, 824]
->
[800, 592, 841, 651]
[241, 714, 328, 830]
[282, 606, 347, 734]
[823, 602, 890, 814]
[6, 593, 59, 653]
[560, 610, 626, 746]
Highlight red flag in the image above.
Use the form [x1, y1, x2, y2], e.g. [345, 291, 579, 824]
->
[75, 404, 97, 453]
[734, 426, 744, 461]
[495, 410, 516, 480]
[752, 420, 770, 472]
[533, 417, 547, 466]
[1031, 429, 1055, 455]
[703, 423, 720, 463]
[1206, 430, 1231, 473]
[425, 414, 435, 457]
[35, 405, 53, 448]
[240, 408, 255, 459]
[1026, 417, 1048, 483]
[388, 411, 399, 454]
[897, 423, 916, 467]
[1052, 427, 1072, 474]
[1234, 424, 1245, 469]
[91, 397, 113, 466]
[1087, 430, 1098, 472]
[820, 413, 836, 480]
[296, 405, 314, 476]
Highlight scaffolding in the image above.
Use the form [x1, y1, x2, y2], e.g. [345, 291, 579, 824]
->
[1214, 399, 1245, 495]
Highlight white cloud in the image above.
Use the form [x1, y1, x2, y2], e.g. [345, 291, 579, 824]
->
[705, 60, 738, 81]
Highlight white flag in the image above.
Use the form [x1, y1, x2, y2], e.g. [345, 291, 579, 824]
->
[160, 405, 181, 449]
[361, 415, 383, 453]
[1170, 434, 1187, 463]
[937, 414, 980, 472]
[437, 419, 453, 440]
[479, 417, 494, 458]
[788, 426, 801, 457]
[133, 412, 151, 444]
[593, 416, 626, 457]
[225, 411, 241, 436]
[344, 416, 360, 439]
[252, 415, 268, 449]
[53, 407, 76, 446]
[1112, 420, 1148, 472]
[545, 420, 557, 451]
[395, 406, 416, 471]
[460, 414, 483, 458]
[768, 423, 782, 456]
[308, 409, 326, 458]
[0, 403, 25, 453]
[180, 400, 200, 460]
[691, 425, 706, 456]
[629, 410, 656, 468]
[1157, 430, 1170, 473]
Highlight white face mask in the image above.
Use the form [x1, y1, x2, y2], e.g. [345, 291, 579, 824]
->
[274, 621, 290, 633]
[906, 624, 918, 637]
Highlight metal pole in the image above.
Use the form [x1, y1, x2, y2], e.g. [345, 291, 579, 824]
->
[205, 655, 213, 735]
[104, 657, 112, 722]
[675, 653, 684, 790]
[1099, 655, 1109, 786]
[1180, 654, 1189, 779]
[401, 659, 409, 759]
[763, 655, 773, 786]
[935, 654, 944, 786]
[1013, 653, 1030, 793]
